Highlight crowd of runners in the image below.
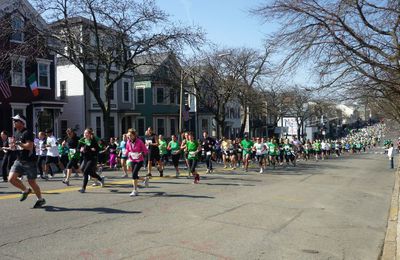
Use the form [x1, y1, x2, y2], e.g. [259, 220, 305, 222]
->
[0, 114, 397, 207]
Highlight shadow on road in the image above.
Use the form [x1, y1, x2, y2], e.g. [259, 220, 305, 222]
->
[43, 205, 141, 214]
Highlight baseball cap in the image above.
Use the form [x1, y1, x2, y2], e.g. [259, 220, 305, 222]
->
[11, 114, 26, 125]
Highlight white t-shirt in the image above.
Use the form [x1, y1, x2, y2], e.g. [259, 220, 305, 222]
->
[46, 135, 59, 157]
[253, 143, 266, 155]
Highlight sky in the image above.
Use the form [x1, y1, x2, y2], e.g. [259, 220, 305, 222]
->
[155, 0, 273, 51]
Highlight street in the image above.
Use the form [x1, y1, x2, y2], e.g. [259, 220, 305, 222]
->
[0, 151, 395, 260]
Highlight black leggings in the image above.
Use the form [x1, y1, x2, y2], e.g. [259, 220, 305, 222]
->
[82, 159, 102, 189]
[131, 161, 143, 180]
[188, 159, 198, 173]
[171, 154, 180, 168]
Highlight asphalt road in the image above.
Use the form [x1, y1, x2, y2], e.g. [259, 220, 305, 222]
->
[0, 150, 395, 260]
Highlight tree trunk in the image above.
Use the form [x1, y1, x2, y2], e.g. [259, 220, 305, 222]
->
[102, 108, 111, 139]
[240, 106, 248, 136]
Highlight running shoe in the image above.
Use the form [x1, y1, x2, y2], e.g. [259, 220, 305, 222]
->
[62, 180, 70, 186]
[259, 168, 263, 174]
[33, 199, 46, 208]
[121, 174, 128, 178]
[20, 188, 32, 202]
[175, 171, 180, 178]
[159, 170, 163, 177]
[146, 173, 152, 177]
[78, 189, 86, 193]
[92, 182, 99, 186]
[73, 173, 80, 178]
[143, 177, 149, 188]
[129, 190, 138, 196]
[40, 175, 48, 180]
[100, 178, 105, 187]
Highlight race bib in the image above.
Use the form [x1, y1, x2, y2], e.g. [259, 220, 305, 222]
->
[189, 151, 197, 157]
[129, 152, 141, 160]
[69, 148, 76, 155]
[206, 151, 212, 156]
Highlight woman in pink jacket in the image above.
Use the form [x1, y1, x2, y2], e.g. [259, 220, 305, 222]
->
[125, 128, 148, 196]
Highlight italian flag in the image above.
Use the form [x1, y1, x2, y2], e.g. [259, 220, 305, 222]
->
[28, 73, 39, 97]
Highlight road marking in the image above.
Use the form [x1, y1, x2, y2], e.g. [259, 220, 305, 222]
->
[0, 175, 180, 201]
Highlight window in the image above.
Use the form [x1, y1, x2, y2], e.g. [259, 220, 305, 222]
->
[109, 83, 115, 100]
[202, 119, 208, 131]
[60, 81, 67, 100]
[109, 116, 115, 137]
[157, 118, 165, 135]
[136, 87, 144, 104]
[156, 87, 164, 104]
[11, 58, 25, 87]
[11, 15, 24, 42]
[170, 118, 176, 135]
[38, 62, 50, 88]
[96, 117, 101, 137]
[61, 120, 68, 138]
[137, 118, 145, 136]
[170, 89, 175, 104]
[123, 81, 130, 102]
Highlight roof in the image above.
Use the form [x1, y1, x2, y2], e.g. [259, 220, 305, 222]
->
[0, 0, 47, 30]
[134, 52, 178, 76]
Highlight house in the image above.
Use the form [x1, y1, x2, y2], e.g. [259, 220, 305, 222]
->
[0, 0, 64, 135]
[52, 16, 136, 138]
[133, 53, 180, 137]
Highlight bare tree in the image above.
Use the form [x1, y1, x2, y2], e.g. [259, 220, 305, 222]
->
[33, 0, 203, 138]
[252, 0, 400, 124]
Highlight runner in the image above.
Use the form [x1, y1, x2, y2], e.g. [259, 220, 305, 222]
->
[253, 137, 266, 173]
[181, 132, 201, 183]
[158, 134, 168, 175]
[268, 138, 279, 169]
[119, 134, 128, 178]
[78, 128, 104, 193]
[125, 128, 148, 196]
[240, 134, 254, 172]
[144, 127, 163, 177]
[62, 128, 82, 186]
[44, 128, 65, 178]
[167, 134, 181, 177]
[283, 139, 296, 166]
[201, 131, 215, 173]
[8, 114, 46, 208]
[106, 137, 118, 170]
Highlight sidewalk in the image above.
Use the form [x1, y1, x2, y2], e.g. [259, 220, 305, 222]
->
[382, 155, 400, 259]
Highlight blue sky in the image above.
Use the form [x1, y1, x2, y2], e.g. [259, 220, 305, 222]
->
[155, 0, 274, 50]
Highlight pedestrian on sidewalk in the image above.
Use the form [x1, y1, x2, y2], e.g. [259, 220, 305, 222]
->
[388, 143, 395, 169]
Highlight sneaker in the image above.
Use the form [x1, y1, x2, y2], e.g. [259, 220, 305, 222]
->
[175, 172, 180, 178]
[160, 170, 163, 177]
[40, 175, 48, 180]
[143, 177, 149, 188]
[92, 182, 99, 186]
[129, 190, 138, 197]
[33, 199, 46, 208]
[224, 166, 227, 169]
[121, 174, 128, 178]
[100, 178, 105, 187]
[20, 188, 32, 202]
[62, 180, 70, 186]
[146, 173, 152, 178]
[78, 189, 86, 193]
[206, 169, 210, 174]
[73, 173, 80, 178]
[259, 168, 263, 174]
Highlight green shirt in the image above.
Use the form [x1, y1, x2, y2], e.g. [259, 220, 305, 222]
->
[268, 142, 278, 155]
[240, 139, 254, 155]
[159, 140, 167, 155]
[168, 140, 180, 155]
[187, 140, 199, 160]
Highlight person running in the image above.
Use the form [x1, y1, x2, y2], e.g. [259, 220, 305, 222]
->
[313, 140, 322, 161]
[78, 128, 104, 193]
[1, 131, 12, 182]
[283, 139, 296, 166]
[44, 128, 64, 178]
[8, 115, 46, 208]
[253, 137, 267, 173]
[181, 132, 201, 183]
[125, 128, 148, 196]
[106, 137, 118, 170]
[201, 131, 215, 173]
[240, 134, 254, 172]
[180, 132, 190, 177]
[221, 137, 231, 169]
[144, 127, 163, 177]
[119, 134, 128, 178]
[158, 134, 168, 175]
[267, 138, 279, 169]
[167, 134, 181, 177]
[62, 128, 82, 186]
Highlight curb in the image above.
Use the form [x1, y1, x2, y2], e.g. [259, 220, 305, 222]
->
[382, 155, 400, 260]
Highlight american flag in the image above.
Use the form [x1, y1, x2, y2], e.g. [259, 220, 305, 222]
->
[0, 73, 11, 99]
